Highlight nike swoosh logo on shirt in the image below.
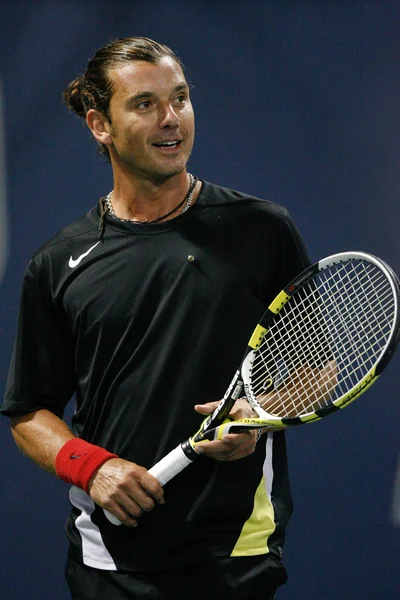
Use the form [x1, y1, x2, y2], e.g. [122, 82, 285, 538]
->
[68, 241, 100, 268]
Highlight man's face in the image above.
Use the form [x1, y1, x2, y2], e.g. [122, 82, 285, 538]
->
[105, 57, 195, 181]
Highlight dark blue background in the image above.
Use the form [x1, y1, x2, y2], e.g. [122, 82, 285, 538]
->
[0, 2, 399, 599]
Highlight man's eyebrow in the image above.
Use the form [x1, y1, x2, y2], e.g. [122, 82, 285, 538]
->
[125, 91, 154, 106]
[125, 83, 190, 106]
[173, 83, 190, 94]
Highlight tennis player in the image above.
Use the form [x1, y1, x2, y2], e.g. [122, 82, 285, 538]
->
[1, 37, 311, 599]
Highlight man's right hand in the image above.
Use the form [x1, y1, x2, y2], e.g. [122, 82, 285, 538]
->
[88, 457, 165, 527]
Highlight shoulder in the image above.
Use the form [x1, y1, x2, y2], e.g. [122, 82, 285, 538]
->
[201, 180, 290, 220]
[31, 206, 99, 263]
[20, 206, 100, 290]
[200, 180, 310, 273]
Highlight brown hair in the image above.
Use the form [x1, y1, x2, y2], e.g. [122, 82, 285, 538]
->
[63, 37, 185, 160]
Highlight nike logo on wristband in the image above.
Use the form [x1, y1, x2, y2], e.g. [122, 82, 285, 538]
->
[70, 454, 87, 460]
[68, 241, 100, 268]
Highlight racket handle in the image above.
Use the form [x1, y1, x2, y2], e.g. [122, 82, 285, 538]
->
[104, 509, 122, 526]
[148, 442, 195, 486]
[104, 442, 195, 526]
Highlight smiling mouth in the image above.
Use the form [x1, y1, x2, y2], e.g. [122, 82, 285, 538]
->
[152, 140, 182, 149]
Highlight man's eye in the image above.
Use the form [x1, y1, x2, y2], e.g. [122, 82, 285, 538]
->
[137, 101, 151, 110]
[175, 95, 186, 104]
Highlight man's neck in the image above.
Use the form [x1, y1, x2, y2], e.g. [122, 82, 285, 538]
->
[110, 170, 192, 223]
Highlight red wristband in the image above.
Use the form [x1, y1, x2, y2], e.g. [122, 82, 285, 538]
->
[55, 438, 118, 493]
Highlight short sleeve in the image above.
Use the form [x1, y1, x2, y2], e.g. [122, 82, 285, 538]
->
[265, 210, 311, 302]
[1, 257, 75, 418]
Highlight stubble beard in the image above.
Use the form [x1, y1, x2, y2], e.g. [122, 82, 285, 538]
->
[119, 137, 195, 184]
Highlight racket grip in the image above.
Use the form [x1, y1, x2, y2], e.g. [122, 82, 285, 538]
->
[104, 442, 195, 526]
[104, 509, 122, 526]
[148, 443, 195, 486]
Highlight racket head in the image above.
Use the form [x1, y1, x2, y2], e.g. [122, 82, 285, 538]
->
[240, 251, 400, 427]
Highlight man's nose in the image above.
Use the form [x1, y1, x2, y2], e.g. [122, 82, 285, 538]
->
[158, 104, 179, 128]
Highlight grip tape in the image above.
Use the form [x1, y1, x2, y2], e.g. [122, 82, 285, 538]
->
[104, 444, 194, 526]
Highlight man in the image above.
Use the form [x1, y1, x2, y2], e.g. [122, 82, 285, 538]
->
[1, 37, 310, 599]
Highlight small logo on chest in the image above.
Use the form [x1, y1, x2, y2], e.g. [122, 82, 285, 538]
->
[68, 241, 100, 268]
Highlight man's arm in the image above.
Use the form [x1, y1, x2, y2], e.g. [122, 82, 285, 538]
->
[10, 409, 164, 527]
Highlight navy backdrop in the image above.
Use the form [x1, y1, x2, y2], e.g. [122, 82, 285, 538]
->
[0, 2, 399, 599]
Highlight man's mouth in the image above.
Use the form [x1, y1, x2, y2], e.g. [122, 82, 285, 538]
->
[152, 140, 182, 149]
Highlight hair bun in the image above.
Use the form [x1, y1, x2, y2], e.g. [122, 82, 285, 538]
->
[62, 77, 87, 117]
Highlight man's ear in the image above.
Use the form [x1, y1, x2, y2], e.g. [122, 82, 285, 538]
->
[86, 109, 112, 146]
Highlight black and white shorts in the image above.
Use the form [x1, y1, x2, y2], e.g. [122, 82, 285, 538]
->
[65, 553, 287, 600]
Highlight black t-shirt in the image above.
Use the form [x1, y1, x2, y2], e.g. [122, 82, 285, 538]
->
[2, 180, 310, 571]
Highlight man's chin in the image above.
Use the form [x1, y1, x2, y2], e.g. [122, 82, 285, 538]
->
[147, 163, 189, 183]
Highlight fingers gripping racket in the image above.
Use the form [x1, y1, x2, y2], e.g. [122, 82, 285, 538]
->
[105, 251, 399, 525]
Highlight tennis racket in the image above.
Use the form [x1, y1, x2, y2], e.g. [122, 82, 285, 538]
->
[105, 251, 399, 525]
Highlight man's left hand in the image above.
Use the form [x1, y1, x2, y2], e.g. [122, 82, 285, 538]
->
[193, 398, 258, 461]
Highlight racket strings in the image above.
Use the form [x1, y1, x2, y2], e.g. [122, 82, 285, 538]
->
[316, 262, 394, 381]
[307, 261, 393, 396]
[249, 259, 396, 418]
[316, 266, 393, 365]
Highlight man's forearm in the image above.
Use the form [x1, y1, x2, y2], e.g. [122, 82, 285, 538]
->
[10, 408, 75, 474]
